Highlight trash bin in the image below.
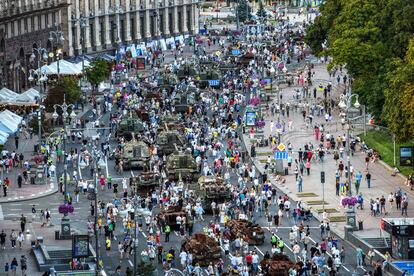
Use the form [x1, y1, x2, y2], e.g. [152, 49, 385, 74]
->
[33, 144, 39, 153]
[284, 167, 289, 176]
[30, 176, 35, 185]
[358, 220, 363, 230]
[55, 230, 60, 240]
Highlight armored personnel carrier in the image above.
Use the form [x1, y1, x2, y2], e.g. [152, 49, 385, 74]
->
[177, 64, 198, 80]
[181, 233, 221, 266]
[173, 92, 196, 113]
[165, 151, 199, 181]
[157, 130, 185, 156]
[116, 141, 150, 169]
[116, 117, 145, 141]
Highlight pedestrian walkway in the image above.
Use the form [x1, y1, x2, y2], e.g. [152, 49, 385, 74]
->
[243, 63, 410, 238]
[0, 136, 57, 203]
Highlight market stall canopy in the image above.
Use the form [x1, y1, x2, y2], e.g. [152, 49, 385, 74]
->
[0, 130, 9, 144]
[0, 88, 19, 102]
[0, 110, 22, 137]
[0, 88, 40, 105]
[48, 60, 82, 75]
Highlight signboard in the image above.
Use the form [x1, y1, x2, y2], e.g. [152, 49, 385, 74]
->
[231, 49, 241, 55]
[245, 112, 256, 127]
[275, 123, 283, 133]
[72, 235, 89, 258]
[261, 78, 272, 89]
[400, 146, 413, 167]
[57, 272, 95, 276]
[274, 151, 288, 160]
[208, 80, 220, 86]
[277, 143, 286, 151]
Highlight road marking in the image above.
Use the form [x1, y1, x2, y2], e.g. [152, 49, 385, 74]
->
[174, 231, 179, 236]
[263, 227, 293, 252]
[254, 246, 264, 256]
[0, 205, 3, 220]
[78, 154, 82, 179]
[128, 260, 133, 267]
[9, 209, 22, 211]
[141, 231, 147, 238]
[101, 270, 107, 276]
[131, 170, 135, 177]
[9, 203, 23, 206]
[220, 246, 233, 258]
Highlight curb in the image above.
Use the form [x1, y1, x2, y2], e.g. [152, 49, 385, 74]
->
[0, 181, 58, 203]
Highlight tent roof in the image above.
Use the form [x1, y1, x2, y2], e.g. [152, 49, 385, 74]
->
[1, 110, 22, 122]
[47, 60, 82, 75]
[0, 88, 18, 101]
[16, 88, 40, 103]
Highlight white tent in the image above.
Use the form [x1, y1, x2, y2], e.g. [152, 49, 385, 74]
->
[48, 60, 82, 75]
[0, 88, 19, 102]
[1, 110, 22, 122]
[0, 130, 9, 145]
[37, 65, 56, 75]
[16, 88, 40, 103]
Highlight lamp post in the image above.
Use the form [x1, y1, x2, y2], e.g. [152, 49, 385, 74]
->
[79, 147, 106, 276]
[49, 28, 65, 80]
[30, 45, 49, 95]
[52, 95, 76, 203]
[338, 91, 360, 231]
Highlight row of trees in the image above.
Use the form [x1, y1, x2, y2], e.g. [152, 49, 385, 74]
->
[305, 0, 414, 142]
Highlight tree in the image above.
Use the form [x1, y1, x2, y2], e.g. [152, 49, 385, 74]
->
[44, 76, 81, 112]
[256, 1, 265, 21]
[305, 0, 414, 136]
[237, 0, 252, 23]
[384, 39, 414, 142]
[85, 59, 109, 91]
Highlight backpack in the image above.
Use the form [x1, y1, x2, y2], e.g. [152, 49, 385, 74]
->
[165, 225, 171, 233]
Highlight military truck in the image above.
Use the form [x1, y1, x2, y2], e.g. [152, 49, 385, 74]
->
[116, 117, 145, 141]
[157, 130, 185, 156]
[130, 172, 160, 196]
[116, 141, 150, 169]
[165, 151, 199, 181]
[191, 176, 232, 212]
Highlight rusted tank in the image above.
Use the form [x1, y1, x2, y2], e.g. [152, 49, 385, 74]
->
[224, 219, 265, 245]
[260, 254, 297, 276]
[130, 172, 160, 197]
[192, 176, 231, 212]
[157, 206, 187, 229]
[181, 233, 221, 266]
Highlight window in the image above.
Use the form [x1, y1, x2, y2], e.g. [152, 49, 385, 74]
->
[52, 12, 56, 26]
[31, 16, 35, 31]
[130, 18, 135, 40]
[17, 20, 21, 35]
[45, 13, 49, 27]
[100, 22, 104, 45]
[38, 16, 41, 29]
[24, 18, 28, 33]
[11, 22, 15, 37]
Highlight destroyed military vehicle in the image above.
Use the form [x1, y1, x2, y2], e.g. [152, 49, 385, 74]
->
[173, 92, 196, 113]
[177, 64, 198, 80]
[116, 117, 145, 141]
[260, 254, 297, 276]
[192, 176, 232, 212]
[166, 151, 199, 181]
[157, 130, 185, 156]
[116, 141, 150, 169]
[181, 233, 221, 266]
[224, 219, 265, 245]
[130, 172, 160, 196]
[157, 206, 187, 230]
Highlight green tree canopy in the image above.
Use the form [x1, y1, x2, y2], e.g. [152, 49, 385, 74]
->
[237, 0, 252, 23]
[384, 39, 414, 142]
[44, 76, 81, 112]
[85, 59, 109, 90]
[305, 0, 414, 141]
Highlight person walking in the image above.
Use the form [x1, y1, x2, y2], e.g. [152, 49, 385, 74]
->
[402, 199, 408, 216]
[10, 257, 18, 276]
[297, 175, 303, 192]
[10, 230, 17, 248]
[305, 161, 311, 176]
[356, 246, 364, 268]
[20, 215, 26, 233]
[20, 255, 27, 276]
[0, 230, 6, 249]
[365, 171, 371, 188]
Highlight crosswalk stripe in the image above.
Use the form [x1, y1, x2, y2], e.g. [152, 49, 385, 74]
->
[0, 205, 3, 220]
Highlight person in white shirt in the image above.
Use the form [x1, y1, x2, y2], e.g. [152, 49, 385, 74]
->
[292, 242, 301, 262]
[179, 250, 187, 268]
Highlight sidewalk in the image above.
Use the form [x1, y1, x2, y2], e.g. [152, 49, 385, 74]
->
[243, 63, 410, 238]
[0, 136, 57, 203]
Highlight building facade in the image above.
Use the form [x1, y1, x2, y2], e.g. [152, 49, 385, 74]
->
[0, 0, 199, 91]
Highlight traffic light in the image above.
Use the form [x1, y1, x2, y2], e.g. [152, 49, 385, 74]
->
[321, 171, 325, 183]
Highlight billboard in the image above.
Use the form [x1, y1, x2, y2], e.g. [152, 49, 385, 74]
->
[400, 146, 413, 167]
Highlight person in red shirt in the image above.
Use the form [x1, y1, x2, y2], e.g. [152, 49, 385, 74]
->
[245, 251, 253, 268]
[99, 175, 105, 191]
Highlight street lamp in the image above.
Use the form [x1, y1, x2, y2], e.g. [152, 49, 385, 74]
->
[79, 147, 106, 276]
[52, 95, 76, 204]
[49, 28, 65, 80]
[338, 91, 360, 231]
[30, 45, 48, 95]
